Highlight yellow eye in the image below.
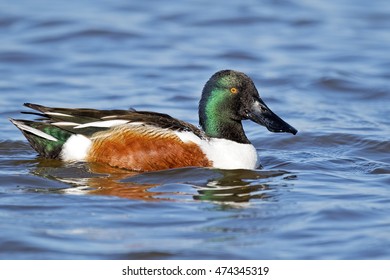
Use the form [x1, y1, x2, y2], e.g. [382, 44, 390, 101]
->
[230, 87, 238, 94]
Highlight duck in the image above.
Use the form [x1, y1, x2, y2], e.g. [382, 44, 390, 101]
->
[10, 70, 297, 172]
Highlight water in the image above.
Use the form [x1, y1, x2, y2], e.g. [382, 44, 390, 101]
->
[1, 0, 390, 259]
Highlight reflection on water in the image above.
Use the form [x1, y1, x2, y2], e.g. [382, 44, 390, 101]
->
[30, 160, 292, 204]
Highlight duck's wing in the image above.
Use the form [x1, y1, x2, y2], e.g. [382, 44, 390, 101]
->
[21, 103, 207, 139]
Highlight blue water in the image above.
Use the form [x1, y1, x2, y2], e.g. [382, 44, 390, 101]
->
[1, 0, 390, 259]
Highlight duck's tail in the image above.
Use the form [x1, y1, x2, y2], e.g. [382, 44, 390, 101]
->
[9, 118, 72, 159]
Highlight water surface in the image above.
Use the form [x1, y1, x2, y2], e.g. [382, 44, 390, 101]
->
[1, 0, 390, 259]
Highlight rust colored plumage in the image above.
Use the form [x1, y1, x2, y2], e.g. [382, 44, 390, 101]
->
[87, 126, 212, 172]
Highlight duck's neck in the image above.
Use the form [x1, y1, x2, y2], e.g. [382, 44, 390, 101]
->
[199, 98, 250, 144]
[204, 119, 250, 144]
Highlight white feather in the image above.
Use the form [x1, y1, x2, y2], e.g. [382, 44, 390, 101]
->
[45, 112, 73, 117]
[175, 131, 258, 169]
[60, 134, 91, 161]
[10, 119, 57, 142]
[74, 120, 129, 129]
[203, 138, 258, 169]
[101, 115, 119, 119]
[52, 122, 79, 126]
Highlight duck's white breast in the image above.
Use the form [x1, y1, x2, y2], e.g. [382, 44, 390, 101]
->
[175, 131, 258, 170]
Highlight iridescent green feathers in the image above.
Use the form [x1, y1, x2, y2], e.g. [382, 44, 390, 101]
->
[199, 70, 253, 144]
[10, 119, 71, 158]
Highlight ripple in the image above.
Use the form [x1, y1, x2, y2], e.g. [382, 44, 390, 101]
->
[29, 19, 75, 29]
[0, 15, 21, 28]
[193, 15, 278, 27]
[0, 50, 55, 64]
[217, 50, 262, 61]
[30, 28, 142, 44]
[314, 76, 366, 93]
[290, 18, 322, 27]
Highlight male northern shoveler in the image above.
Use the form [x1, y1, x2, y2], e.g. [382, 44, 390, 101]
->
[10, 70, 297, 172]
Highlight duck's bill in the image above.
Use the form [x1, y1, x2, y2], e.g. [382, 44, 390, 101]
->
[248, 98, 298, 135]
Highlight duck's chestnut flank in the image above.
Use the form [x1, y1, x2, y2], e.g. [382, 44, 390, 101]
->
[87, 126, 212, 171]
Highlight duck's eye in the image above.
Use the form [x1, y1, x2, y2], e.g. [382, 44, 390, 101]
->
[230, 87, 238, 94]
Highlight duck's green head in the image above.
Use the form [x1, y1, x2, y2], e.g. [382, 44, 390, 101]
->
[199, 70, 297, 143]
